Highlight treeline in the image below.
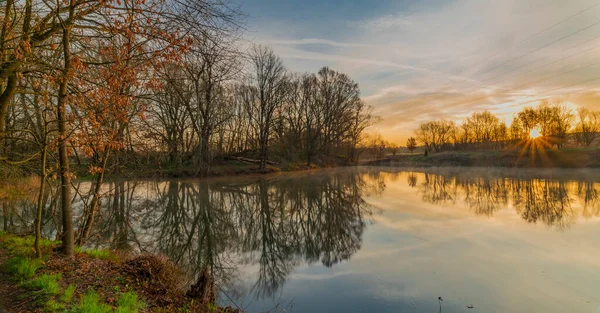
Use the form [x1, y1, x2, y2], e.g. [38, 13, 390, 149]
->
[149, 52, 375, 171]
[0, 0, 374, 257]
[409, 101, 600, 153]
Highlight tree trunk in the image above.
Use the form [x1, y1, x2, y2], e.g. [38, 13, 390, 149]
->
[34, 133, 48, 259]
[57, 23, 74, 256]
[0, 74, 17, 154]
[259, 129, 268, 172]
[77, 150, 109, 246]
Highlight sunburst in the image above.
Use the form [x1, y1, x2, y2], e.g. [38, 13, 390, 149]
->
[529, 128, 541, 140]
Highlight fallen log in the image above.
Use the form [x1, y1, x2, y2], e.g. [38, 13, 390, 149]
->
[233, 156, 279, 165]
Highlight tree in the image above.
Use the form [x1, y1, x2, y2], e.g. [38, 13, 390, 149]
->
[242, 45, 287, 171]
[179, 36, 241, 172]
[465, 111, 500, 146]
[517, 107, 538, 137]
[574, 108, 600, 146]
[407, 137, 417, 154]
[55, 0, 77, 256]
[415, 119, 454, 152]
[509, 118, 524, 143]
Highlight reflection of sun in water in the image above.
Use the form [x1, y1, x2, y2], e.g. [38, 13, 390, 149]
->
[529, 128, 541, 139]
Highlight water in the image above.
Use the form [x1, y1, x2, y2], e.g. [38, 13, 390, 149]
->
[2, 167, 600, 312]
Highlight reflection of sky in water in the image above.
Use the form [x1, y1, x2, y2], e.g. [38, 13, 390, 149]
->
[231, 169, 600, 313]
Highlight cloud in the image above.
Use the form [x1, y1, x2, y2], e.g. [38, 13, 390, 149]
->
[262, 38, 367, 48]
[356, 14, 414, 31]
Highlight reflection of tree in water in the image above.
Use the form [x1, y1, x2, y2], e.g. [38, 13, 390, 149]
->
[408, 172, 597, 228]
[577, 181, 600, 217]
[228, 173, 375, 299]
[461, 177, 508, 216]
[1, 184, 59, 237]
[418, 173, 457, 205]
[143, 181, 239, 290]
[407, 174, 417, 187]
[88, 171, 377, 300]
[512, 180, 574, 228]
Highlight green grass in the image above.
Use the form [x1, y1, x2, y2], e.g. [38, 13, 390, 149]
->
[21, 273, 61, 295]
[68, 291, 112, 313]
[115, 292, 145, 313]
[84, 249, 114, 260]
[4, 256, 42, 279]
[1, 234, 57, 257]
[75, 247, 116, 261]
[45, 299, 65, 312]
[61, 284, 76, 303]
[207, 302, 219, 313]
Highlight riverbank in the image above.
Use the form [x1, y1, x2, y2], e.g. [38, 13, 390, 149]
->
[0, 232, 237, 312]
[364, 148, 600, 168]
[68, 158, 328, 181]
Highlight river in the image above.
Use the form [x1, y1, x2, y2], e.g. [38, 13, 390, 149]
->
[2, 167, 600, 312]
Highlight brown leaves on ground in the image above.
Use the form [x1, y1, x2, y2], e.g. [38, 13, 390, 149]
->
[42, 252, 203, 312]
[0, 233, 240, 313]
[122, 254, 188, 308]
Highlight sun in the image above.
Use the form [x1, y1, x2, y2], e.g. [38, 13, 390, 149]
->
[529, 128, 541, 140]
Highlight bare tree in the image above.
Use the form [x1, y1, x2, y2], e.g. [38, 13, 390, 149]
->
[406, 137, 417, 154]
[574, 108, 600, 147]
[242, 45, 287, 171]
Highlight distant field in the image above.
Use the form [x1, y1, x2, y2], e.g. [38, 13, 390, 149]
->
[364, 147, 600, 168]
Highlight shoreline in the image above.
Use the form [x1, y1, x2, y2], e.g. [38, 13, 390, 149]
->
[362, 148, 600, 169]
[76, 160, 342, 181]
[0, 232, 238, 313]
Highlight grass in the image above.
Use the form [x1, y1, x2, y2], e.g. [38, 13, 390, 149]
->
[21, 273, 61, 295]
[0, 232, 214, 313]
[84, 249, 115, 260]
[61, 284, 76, 303]
[75, 247, 117, 261]
[69, 291, 112, 313]
[370, 147, 600, 168]
[45, 299, 65, 312]
[1, 234, 57, 256]
[207, 302, 219, 313]
[115, 292, 145, 313]
[4, 256, 42, 279]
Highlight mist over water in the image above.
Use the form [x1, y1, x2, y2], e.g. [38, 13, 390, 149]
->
[2, 167, 600, 313]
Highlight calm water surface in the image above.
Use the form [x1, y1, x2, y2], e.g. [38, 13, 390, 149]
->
[2, 167, 600, 313]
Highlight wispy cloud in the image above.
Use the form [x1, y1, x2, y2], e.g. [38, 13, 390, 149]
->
[262, 38, 367, 48]
[356, 14, 414, 31]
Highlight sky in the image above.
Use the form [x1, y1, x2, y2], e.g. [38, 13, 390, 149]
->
[240, 0, 600, 144]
